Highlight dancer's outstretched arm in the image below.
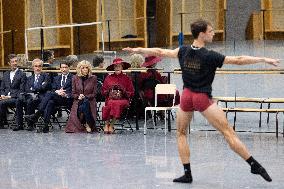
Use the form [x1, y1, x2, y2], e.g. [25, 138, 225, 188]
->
[224, 56, 280, 66]
[123, 47, 179, 58]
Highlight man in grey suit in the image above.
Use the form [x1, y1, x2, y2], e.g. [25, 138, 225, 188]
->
[0, 54, 26, 128]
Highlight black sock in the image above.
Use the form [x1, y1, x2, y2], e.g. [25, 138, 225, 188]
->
[173, 163, 193, 183]
[246, 156, 272, 182]
[183, 163, 191, 175]
[246, 156, 261, 170]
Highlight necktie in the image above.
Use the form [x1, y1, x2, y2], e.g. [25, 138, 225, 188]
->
[34, 75, 39, 87]
[62, 75, 66, 87]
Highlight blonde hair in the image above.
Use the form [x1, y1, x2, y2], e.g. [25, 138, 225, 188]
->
[76, 60, 92, 77]
[129, 54, 144, 68]
[32, 58, 43, 67]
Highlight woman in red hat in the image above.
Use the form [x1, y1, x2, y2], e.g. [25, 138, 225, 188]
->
[101, 58, 134, 134]
[138, 56, 165, 106]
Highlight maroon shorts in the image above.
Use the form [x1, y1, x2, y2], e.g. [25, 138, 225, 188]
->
[180, 88, 213, 112]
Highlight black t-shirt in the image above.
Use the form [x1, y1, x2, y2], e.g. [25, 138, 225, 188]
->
[178, 45, 225, 97]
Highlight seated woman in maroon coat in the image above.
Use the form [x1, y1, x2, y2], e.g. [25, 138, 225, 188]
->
[65, 60, 97, 133]
[102, 58, 134, 134]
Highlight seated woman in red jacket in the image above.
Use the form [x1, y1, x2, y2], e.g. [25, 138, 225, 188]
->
[139, 55, 180, 107]
[102, 58, 134, 134]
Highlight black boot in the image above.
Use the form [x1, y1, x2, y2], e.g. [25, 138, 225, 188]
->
[247, 156, 272, 182]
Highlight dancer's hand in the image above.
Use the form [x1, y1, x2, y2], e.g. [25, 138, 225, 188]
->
[264, 58, 280, 67]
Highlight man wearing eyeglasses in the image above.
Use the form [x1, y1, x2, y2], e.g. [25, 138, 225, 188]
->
[0, 54, 26, 128]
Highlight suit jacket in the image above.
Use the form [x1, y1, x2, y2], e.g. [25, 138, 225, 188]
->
[25, 73, 51, 98]
[52, 73, 73, 98]
[0, 69, 26, 98]
[65, 75, 97, 133]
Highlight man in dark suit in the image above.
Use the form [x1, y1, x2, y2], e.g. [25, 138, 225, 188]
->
[0, 54, 26, 128]
[25, 60, 73, 133]
[14, 58, 51, 131]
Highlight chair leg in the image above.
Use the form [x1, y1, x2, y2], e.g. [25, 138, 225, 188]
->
[283, 112, 284, 138]
[151, 111, 155, 130]
[276, 112, 279, 138]
[144, 110, 147, 135]
[233, 111, 236, 130]
[259, 103, 263, 128]
[164, 110, 167, 135]
[266, 103, 271, 124]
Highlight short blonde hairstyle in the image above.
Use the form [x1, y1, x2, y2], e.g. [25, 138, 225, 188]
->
[76, 60, 92, 77]
[129, 54, 144, 68]
[32, 58, 43, 67]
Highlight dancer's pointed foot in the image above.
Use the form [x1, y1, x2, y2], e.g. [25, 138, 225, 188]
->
[251, 165, 272, 182]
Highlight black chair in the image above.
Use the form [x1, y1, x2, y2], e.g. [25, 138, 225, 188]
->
[113, 98, 134, 132]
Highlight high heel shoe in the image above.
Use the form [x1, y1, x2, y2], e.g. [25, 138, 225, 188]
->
[104, 124, 110, 134]
[85, 124, 92, 133]
[108, 125, 115, 134]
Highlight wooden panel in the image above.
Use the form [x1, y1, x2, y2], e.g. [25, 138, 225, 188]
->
[172, 0, 183, 34]
[120, 0, 135, 37]
[57, 0, 72, 49]
[25, 0, 72, 57]
[156, 0, 171, 47]
[183, 0, 201, 34]
[263, 0, 272, 30]
[100, 0, 147, 49]
[26, 0, 42, 49]
[0, 0, 3, 66]
[72, 0, 98, 54]
[202, 0, 217, 27]
[217, 0, 225, 30]
[166, 0, 225, 46]
[103, 0, 120, 40]
[271, 0, 284, 29]
[246, 11, 262, 40]
[135, 0, 146, 47]
[3, 0, 25, 64]
[43, 0, 57, 47]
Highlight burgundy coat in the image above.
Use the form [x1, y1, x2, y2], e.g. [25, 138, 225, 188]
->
[65, 75, 97, 133]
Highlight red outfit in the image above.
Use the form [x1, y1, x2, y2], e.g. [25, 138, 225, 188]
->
[138, 70, 180, 106]
[180, 88, 213, 112]
[138, 70, 164, 101]
[102, 73, 134, 120]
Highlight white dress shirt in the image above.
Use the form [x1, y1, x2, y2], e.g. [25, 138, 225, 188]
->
[10, 68, 18, 83]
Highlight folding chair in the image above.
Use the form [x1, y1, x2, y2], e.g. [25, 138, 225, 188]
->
[144, 84, 179, 135]
[50, 105, 71, 129]
[7, 107, 17, 129]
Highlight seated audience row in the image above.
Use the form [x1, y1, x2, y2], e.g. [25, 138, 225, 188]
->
[0, 53, 179, 134]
